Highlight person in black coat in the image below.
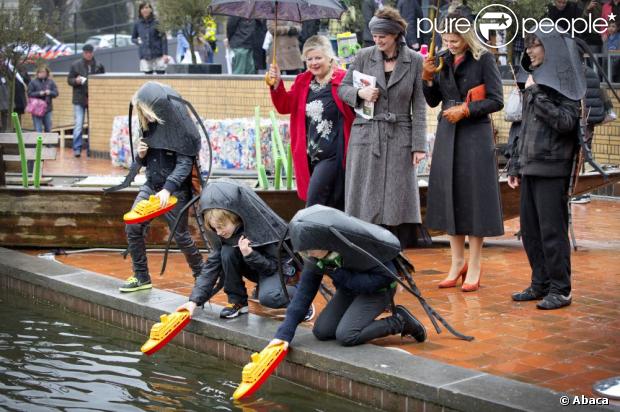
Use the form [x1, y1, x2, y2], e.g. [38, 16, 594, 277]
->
[546, 0, 582, 30]
[132, 2, 170, 74]
[422, 14, 504, 293]
[362, 0, 382, 47]
[252, 19, 268, 73]
[13, 65, 29, 121]
[397, 0, 424, 50]
[226, 17, 258, 74]
[67, 44, 105, 157]
[27, 65, 59, 132]
[570, 63, 607, 203]
[508, 31, 583, 310]
[0, 72, 8, 132]
[0, 62, 28, 127]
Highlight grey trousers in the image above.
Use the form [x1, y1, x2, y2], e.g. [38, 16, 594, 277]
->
[125, 185, 203, 280]
[312, 287, 401, 346]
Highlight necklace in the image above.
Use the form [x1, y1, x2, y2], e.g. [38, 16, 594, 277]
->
[383, 51, 399, 63]
[310, 78, 329, 92]
[311, 70, 333, 91]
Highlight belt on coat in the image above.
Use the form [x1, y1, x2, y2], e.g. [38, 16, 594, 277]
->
[367, 112, 412, 157]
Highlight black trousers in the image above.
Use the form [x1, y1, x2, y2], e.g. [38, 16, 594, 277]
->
[306, 155, 345, 211]
[126, 186, 203, 279]
[520, 175, 571, 296]
[312, 288, 401, 346]
[220, 244, 296, 308]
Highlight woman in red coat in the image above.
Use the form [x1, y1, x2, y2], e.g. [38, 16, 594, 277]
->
[268, 35, 354, 210]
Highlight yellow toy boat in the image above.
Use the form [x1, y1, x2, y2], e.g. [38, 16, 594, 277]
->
[232, 342, 288, 400]
[141, 310, 190, 355]
[124, 195, 178, 224]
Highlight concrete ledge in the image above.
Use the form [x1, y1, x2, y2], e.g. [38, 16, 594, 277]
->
[0, 247, 616, 412]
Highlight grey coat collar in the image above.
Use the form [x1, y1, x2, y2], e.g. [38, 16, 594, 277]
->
[369, 45, 412, 91]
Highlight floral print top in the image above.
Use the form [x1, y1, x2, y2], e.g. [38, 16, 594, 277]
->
[305, 79, 340, 164]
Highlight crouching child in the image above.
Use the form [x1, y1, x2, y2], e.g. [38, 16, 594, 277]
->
[177, 180, 313, 320]
[269, 205, 427, 349]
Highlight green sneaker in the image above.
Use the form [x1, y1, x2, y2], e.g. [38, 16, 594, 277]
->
[119, 276, 152, 293]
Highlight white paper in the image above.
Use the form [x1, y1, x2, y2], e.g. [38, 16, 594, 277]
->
[225, 48, 234, 74]
[353, 70, 376, 120]
[262, 31, 272, 52]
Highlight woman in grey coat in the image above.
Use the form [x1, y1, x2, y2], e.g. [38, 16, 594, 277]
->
[338, 6, 426, 247]
[422, 15, 504, 292]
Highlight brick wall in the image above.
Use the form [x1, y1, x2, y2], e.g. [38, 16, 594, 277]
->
[591, 89, 620, 165]
[81, 74, 619, 164]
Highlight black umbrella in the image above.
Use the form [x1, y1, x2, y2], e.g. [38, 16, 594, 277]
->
[209, 0, 347, 84]
[209, 0, 346, 21]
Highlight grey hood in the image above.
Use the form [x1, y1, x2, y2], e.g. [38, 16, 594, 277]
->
[521, 29, 586, 100]
[289, 205, 401, 272]
[134, 81, 201, 156]
[199, 179, 288, 247]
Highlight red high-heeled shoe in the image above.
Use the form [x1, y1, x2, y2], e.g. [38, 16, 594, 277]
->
[438, 262, 468, 288]
[462, 269, 482, 292]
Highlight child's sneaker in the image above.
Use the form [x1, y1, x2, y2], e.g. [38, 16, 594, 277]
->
[536, 293, 572, 310]
[119, 276, 152, 293]
[571, 194, 591, 204]
[303, 304, 315, 322]
[220, 303, 249, 319]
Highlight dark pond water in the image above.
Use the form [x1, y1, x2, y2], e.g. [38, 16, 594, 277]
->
[0, 290, 380, 412]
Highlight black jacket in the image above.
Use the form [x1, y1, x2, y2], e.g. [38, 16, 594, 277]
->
[67, 58, 105, 106]
[137, 140, 193, 193]
[584, 66, 606, 126]
[397, 0, 424, 47]
[300, 20, 320, 46]
[509, 84, 580, 178]
[361, 0, 378, 44]
[27, 78, 59, 113]
[132, 17, 168, 60]
[13, 67, 30, 114]
[189, 226, 288, 306]
[422, 51, 505, 237]
[227, 17, 257, 49]
[547, 2, 582, 30]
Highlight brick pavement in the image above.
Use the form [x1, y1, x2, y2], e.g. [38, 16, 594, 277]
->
[31, 149, 620, 398]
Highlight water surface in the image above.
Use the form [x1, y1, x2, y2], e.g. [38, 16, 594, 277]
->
[0, 290, 379, 411]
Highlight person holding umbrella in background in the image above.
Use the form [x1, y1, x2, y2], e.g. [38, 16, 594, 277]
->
[268, 35, 354, 210]
[210, 0, 348, 75]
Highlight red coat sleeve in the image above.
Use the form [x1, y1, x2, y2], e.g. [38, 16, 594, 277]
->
[269, 79, 299, 115]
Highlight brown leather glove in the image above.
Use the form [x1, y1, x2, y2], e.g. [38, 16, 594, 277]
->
[442, 103, 470, 123]
[422, 56, 437, 82]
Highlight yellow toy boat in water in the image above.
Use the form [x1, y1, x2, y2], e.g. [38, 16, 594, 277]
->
[233, 342, 288, 400]
[141, 310, 190, 355]
[124, 195, 178, 224]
